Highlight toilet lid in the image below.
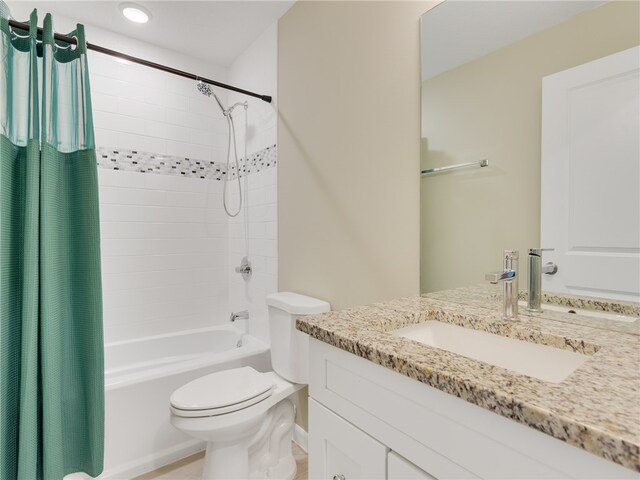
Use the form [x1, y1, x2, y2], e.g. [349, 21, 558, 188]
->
[170, 388, 274, 418]
[170, 367, 273, 411]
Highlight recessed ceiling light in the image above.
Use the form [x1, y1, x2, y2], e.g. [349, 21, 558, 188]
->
[120, 2, 151, 24]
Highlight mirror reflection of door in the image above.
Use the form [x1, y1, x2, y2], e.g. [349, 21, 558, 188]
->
[420, 0, 640, 298]
[541, 47, 640, 302]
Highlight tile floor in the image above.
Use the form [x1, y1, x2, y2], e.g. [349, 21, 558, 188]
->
[135, 443, 308, 480]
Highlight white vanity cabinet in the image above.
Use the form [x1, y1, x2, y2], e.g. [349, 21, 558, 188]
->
[307, 338, 638, 480]
[309, 399, 432, 480]
[309, 399, 387, 479]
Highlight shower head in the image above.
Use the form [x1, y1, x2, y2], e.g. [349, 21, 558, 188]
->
[197, 81, 227, 115]
[197, 81, 212, 97]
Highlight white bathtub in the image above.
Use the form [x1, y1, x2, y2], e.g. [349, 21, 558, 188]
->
[71, 326, 271, 480]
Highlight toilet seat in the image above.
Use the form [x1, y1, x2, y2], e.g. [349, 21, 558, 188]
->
[170, 367, 274, 418]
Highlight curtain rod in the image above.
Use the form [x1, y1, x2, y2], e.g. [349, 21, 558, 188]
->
[7, 18, 273, 104]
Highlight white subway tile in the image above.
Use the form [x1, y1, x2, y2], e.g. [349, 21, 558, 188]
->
[166, 140, 212, 162]
[248, 187, 266, 207]
[95, 111, 147, 136]
[92, 92, 120, 114]
[99, 204, 146, 222]
[163, 124, 192, 144]
[263, 239, 277, 258]
[165, 108, 197, 129]
[265, 185, 277, 204]
[101, 252, 227, 274]
[164, 93, 191, 112]
[117, 132, 167, 154]
[98, 169, 143, 188]
[102, 268, 216, 292]
[266, 257, 278, 276]
[144, 120, 169, 139]
[99, 186, 145, 205]
[88, 54, 116, 77]
[100, 221, 146, 239]
[94, 128, 121, 149]
[263, 167, 277, 186]
[119, 99, 167, 123]
[265, 204, 277, 222]
[250, 222, 266, 239]
[117, 62, 163, 87]
[143, 206, 204, 223]
[190, 128, 216, 148]
[265, 222, 277, 239]
[248, 205, 267, 222]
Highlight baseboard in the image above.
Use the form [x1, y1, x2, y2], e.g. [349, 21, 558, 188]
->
[63, 439, 205, 480]
[293, 424, 308, 452]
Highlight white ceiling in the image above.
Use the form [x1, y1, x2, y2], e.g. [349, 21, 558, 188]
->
[421, 0, 608, 81]
[7, 1, 294, 66]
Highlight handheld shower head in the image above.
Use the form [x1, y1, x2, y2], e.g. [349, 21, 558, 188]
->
[197, 81, 212, 97]
[197, 81, 226, 115]
[196, 81, 249, 219]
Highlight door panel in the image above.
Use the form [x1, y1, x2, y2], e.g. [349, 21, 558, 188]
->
[308, 398, 388, 480]
[541, 46, 640, 301]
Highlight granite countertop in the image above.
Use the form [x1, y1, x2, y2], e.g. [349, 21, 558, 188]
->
[296, 285, 640, 471]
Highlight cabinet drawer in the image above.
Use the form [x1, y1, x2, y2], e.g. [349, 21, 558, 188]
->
[309, 398, 388, 480]
[388, 452, 435, 480]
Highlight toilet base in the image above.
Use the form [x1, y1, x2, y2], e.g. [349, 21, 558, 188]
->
[200, 398, 297, 480]
[250, 453, 296, 480]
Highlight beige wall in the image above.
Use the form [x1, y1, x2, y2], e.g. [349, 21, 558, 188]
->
[278, 0, 435, 430]
[420, 1, 640, 293]
[278, 1, 435, 310]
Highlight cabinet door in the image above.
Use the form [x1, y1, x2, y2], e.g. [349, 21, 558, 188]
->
[388, 452, 435, 480]
[309, 399, 388, 480]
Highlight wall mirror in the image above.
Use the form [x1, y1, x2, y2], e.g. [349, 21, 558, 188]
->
[420, 1, 640, 313]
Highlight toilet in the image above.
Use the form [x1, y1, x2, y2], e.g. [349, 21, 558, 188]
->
[170, 292, 330, 480]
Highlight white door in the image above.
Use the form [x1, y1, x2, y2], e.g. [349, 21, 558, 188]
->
[541, 46, 640, 302]
[308, 399, 388, 480]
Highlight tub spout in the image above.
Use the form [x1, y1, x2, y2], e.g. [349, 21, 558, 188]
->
[230, 310, 249, 323]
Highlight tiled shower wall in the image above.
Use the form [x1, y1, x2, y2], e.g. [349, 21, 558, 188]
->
[98, 170, 228, 342]
[227, 23, 279, 343]
[84, 24, 233, 343]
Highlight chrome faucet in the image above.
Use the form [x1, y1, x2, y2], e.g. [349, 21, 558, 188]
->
[230, 310, 249, 323]
[527, 248, 558, 312]
[485, 250, 519, 321]
[234, 256, 252, 282]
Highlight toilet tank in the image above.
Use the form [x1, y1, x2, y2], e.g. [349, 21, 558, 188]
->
[266, 292, 330, 384]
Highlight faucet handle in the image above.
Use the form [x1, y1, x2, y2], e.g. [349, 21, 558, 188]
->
[485, 271, 516, 283]
[529, 247, 554, 256]
[502, 249, 518, 271]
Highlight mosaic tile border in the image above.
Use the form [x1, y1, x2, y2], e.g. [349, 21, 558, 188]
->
[96, 144, 277, 180]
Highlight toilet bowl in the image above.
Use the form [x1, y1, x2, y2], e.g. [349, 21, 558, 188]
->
[170, 292, 330, 480]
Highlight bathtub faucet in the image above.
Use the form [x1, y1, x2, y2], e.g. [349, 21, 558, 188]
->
[230, 310, 249, 323]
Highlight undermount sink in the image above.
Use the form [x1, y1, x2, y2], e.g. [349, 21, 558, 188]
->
[517, 300, 638, 323]
[393, 321, 590, 383]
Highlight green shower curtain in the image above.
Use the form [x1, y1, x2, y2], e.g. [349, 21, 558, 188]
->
[0, 10, 104, 480]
